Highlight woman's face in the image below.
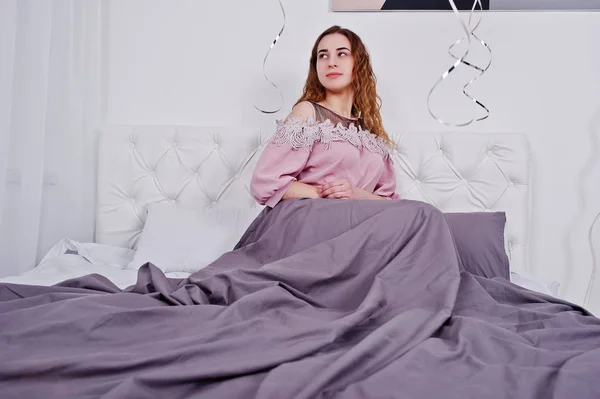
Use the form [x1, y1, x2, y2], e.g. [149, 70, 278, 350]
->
[316, 33, 354, 93]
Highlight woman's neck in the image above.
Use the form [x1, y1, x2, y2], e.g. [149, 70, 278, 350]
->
[321, 90, 355, 119]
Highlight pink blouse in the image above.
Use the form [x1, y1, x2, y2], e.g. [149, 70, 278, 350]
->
[250, 105, 400, 207]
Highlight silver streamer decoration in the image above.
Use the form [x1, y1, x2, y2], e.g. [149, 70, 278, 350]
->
[585, 210, 599, 308]
[254, 0, 286, 114]
[427, 0, 492, 127]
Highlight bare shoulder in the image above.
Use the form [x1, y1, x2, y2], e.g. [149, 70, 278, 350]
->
[285, 101, 316, 122]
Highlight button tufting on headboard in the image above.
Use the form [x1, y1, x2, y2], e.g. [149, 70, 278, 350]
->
[96, 126, 530, 273]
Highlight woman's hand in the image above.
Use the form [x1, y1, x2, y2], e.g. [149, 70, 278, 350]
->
[319, 179, 383, 200]
[282, 181, 321, 201]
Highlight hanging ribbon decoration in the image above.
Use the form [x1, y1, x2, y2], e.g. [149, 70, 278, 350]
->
[585, 210, 600, 308]
[254, 0, 286, 114]
[427, 0, 492, 127]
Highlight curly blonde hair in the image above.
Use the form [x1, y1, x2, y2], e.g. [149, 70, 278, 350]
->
[295, 25, 391, 145]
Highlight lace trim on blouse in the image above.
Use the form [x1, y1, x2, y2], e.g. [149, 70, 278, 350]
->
[271, 117, 391, 158]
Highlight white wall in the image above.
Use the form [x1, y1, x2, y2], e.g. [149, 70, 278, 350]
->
[27, 0, 594, 311]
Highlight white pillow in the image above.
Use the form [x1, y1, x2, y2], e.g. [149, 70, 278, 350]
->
[510, 270, 560, 297]
[127, 203, 261, 273]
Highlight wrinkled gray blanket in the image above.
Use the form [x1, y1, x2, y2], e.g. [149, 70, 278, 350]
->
[1, 199, 599, 398]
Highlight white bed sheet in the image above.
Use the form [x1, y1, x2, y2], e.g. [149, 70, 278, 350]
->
[0, 238, 559, 297]
[0, 239, 190, 289]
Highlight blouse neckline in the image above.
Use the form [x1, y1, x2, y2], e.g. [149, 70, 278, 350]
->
[311, 101, 359, 121]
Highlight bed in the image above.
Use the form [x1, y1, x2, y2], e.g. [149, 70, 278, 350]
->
[1, 125, 598, 398]
[2, 126, 555, 293]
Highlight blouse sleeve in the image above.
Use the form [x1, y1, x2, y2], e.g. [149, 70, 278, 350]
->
[373, 156, 400, 200]
[250, 118, 316, 207]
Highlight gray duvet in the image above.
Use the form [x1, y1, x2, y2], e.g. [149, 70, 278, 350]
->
[1, 199, 599, 398]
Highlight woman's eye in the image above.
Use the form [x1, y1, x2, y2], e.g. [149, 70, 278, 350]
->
[319, 54, 328, 59]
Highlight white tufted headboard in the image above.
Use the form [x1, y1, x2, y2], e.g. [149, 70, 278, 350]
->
[96, 126, 531, 273]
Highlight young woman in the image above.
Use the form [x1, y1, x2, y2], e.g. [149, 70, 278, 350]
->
[251, 25, 399, 208]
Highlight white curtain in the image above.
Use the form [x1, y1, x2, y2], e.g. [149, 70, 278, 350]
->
[0, 0, 103, 278]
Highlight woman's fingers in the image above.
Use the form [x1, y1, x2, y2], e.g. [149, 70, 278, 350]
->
[320, 182, 343, 197]
[319, 179, 357, 199]
[326, 192, 349, 199]
[320, 179, 350, 197]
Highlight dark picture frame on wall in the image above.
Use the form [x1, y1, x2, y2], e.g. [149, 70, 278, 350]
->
[332, 0, 600, 11]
